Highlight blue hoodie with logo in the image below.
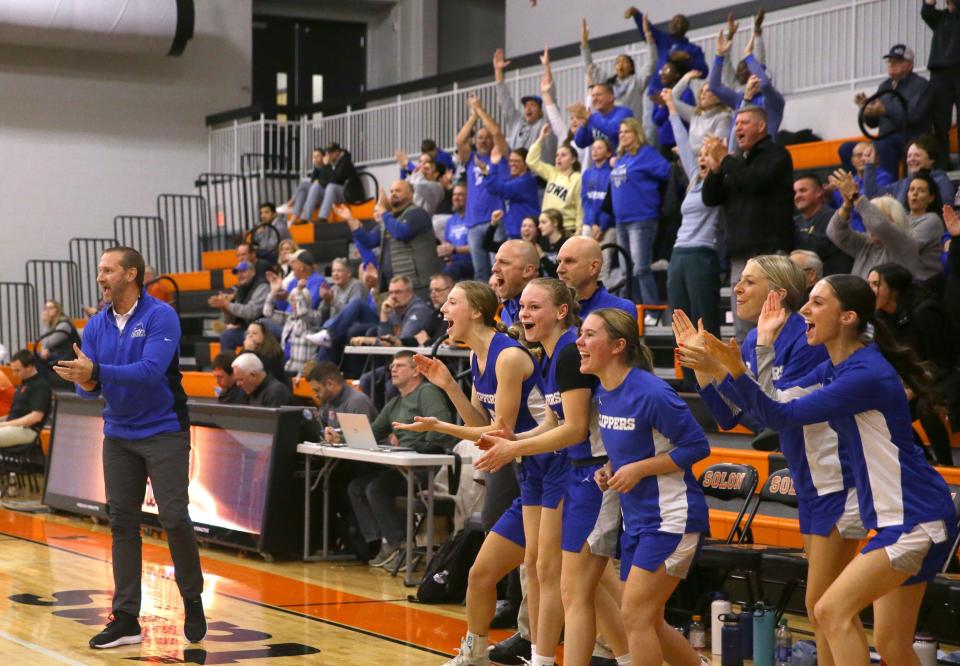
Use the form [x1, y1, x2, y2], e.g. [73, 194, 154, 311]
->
[77, 292, 189, 439]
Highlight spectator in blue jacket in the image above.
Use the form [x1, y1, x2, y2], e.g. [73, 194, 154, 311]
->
[609, 117, 672, 310]
[572, 83, 635, 152]
[396, 138, 455, 179]
[481, 144, 540, 241]
[438, 183, 474, 281]
[625, 7, 708, 97]
[709, 30, 785, 142]
[580, 138, 617, 283]
[54, 246, 205, 649]
[456, 95, 504, 282]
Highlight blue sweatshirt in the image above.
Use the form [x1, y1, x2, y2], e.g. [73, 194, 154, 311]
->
[832, 168, 895, 233]
[581, 161, 614, 232]
[481, 161, 541, 239]
[633, 13, 709, 96]
[78, 292, 189, 439]
[574, 106, 635, 152]
[609, 145, 672, 223]
[465, 151, 503, 229]
[724, 344, 956, 531]
[708, 54, 785, 141]
[444, 212, 473, 268]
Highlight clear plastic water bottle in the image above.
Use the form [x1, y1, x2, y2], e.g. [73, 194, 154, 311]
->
[775, 619, 792, 665]
[688, 614, 706, 649]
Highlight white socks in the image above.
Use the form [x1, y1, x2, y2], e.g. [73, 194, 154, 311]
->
[464, 632, 487, 656]
[531, 654, 555, 666]
[615, 655, 632, 665]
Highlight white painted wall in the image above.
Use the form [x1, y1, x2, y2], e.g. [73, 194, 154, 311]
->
[0, 0, 252, 285]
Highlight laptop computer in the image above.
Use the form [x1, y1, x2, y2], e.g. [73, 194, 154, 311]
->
[336, 412, 414, 452]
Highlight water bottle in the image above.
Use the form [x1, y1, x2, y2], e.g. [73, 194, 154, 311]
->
[720, 614, 743, 666]
[711, 592, 732, 655]
[913, 633, 937, 666]
[775, 619, 793, 665]
[688, 614, 706, 650]
[738, 606, 754, 660]
[752, 602, 776, 666]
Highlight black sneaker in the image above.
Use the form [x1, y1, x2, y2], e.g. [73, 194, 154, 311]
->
[88, 611, 142, 649]
[487, 632, 531, 665]
[183, 597, 207, 643]
[489, 600, 518, 629]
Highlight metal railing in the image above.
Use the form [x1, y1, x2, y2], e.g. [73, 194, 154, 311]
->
[240, 153, 299, 213]
[157, 194, 211, 274]
[114, 216, 168, 276]
[68, 237, 118, 310]
[24, 260, 82, 320]
[0, 282, 40, 354]
[208, 0, 935, 174]
[194, 173, 256, 246]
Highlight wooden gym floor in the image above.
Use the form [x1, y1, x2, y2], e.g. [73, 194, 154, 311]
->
[1, 503, 956, 665]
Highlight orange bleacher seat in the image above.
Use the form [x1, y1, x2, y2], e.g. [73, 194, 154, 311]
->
[201, 250, 237, 272]
[289, 224, 314, 244]
[169, 271, 212, 292]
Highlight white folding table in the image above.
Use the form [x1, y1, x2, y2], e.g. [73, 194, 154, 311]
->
[298, 442, 455, 586]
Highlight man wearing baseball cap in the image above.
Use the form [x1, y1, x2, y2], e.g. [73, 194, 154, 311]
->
[842, 42, 931, 177]
[492, 47, 556, 163]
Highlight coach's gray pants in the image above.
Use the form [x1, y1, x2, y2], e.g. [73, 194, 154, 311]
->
[103, 431, 204, 616]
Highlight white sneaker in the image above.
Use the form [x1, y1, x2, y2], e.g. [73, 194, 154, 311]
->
[305, 329, 332, 348]
[643, 313, 660, 327]
[442, 637, 490, 665]
[277, 203, 293, 214]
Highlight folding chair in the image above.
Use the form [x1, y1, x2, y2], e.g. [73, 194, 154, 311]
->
[692, 463, 764, 604]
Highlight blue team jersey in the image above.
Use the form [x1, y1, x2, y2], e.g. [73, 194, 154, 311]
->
[703, 313, 853, 510]
[540, 329, 601, 460]
[597, 367, 710, 535]
[727, 344, 956, 531]
[471, 332, 541, 434]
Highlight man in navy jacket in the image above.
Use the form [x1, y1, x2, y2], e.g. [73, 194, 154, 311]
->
[55, 247, 206, 650]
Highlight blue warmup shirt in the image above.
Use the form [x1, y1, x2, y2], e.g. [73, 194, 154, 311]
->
[574, 106, 635, 152]
[481, 161, 540, 239]
[78, 292, 189, 439]
[579, 284, 638, 320]
[609, 145, 672, 223]
[465, 151, 502, 229]
[708, 314, 856, 531]
[581, 162, 614, 232]
[472, 332, 541, 434]
[700, 312, 829, 429]
[540, 329, 601, 460]
[725, 344, 956, 531]
[597, 367, 710, 535]
[443, 212, 473, 268]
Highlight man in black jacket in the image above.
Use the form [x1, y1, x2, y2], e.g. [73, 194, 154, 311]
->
[231, 352, 292, 407]
[702, 105, 794, 340]
[923, 0, 960, 169]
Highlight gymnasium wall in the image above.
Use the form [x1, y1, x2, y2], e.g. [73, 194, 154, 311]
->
[0, 1, 252, 286]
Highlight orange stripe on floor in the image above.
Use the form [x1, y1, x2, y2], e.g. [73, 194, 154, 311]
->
[0, 508, 498, 656]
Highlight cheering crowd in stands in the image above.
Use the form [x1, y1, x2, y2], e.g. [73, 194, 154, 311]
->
[8, 3, 960, 666]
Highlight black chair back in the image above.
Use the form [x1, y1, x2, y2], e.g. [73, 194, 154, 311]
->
[698, 463, 759, 544]
[741, 468, 800, 536]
